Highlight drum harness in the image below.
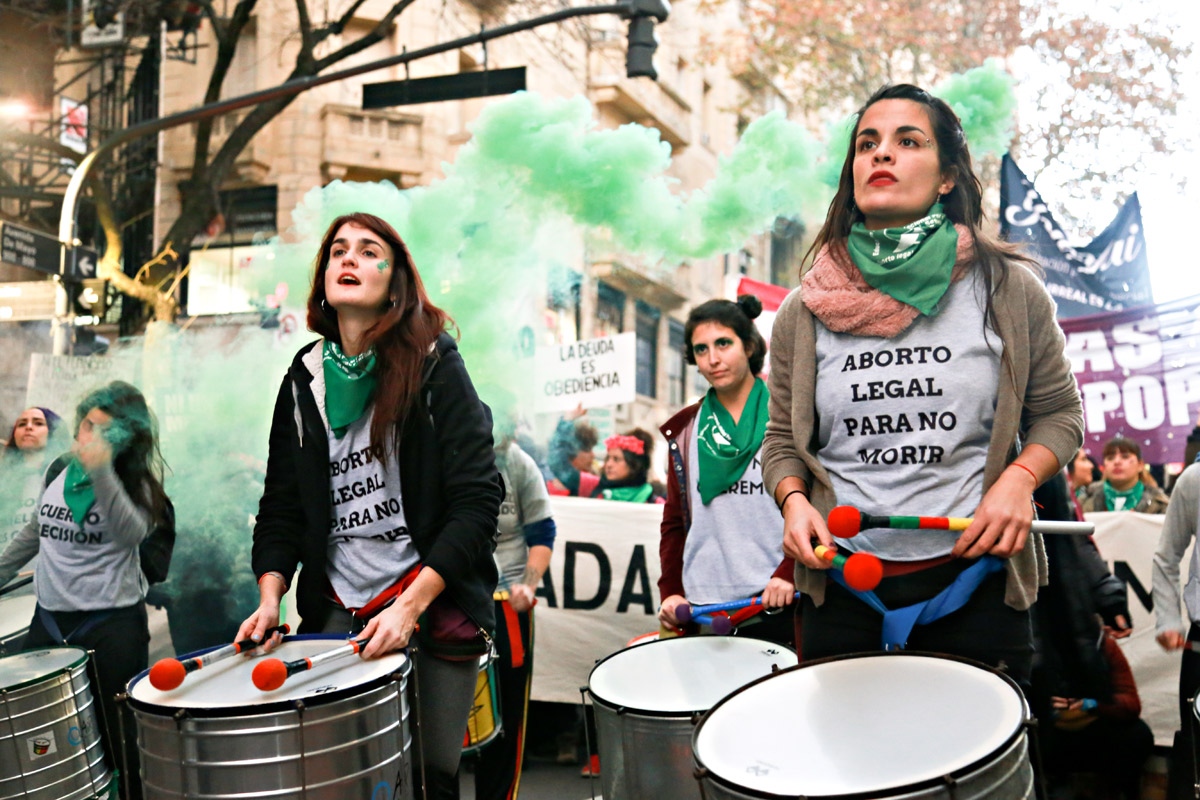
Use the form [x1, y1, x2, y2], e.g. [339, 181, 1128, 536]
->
[828, 555, 1006, 651]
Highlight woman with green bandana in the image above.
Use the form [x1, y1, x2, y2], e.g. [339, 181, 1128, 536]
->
[657, 295, 796, 647]
[1079, 436, 1168, 514]
[593, 429, 661, 502]
[237, 212, 502, 799]
[763, 84, 1083, 680]
[0, 381, 172, 800]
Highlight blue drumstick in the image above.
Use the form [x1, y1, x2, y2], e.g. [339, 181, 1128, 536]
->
[677, 592, 802, 624]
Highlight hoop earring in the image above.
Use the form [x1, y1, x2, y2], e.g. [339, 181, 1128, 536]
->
[321, 298, 335, 315]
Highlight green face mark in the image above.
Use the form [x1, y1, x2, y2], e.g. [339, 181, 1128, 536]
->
[377, 259, 389, 273]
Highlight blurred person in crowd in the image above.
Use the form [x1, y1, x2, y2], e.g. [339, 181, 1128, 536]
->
[2, 407, 64, 551]
[1032, 472, 1147, 799]
[1185, 410, 1200, 466]
[547, 403, 601, 497]
[1079, 436, 1169, 514]
[1068, 447, 1100, 503]
[0, 382, 174, 800]
[593, 429, 661, 503]
[469, 395, 557, 800]
[1151, 461, 1200, 798]
[657, 295, 795, 647]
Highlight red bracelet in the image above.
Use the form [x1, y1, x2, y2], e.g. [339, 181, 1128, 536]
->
[1010, 462, 1038, 486]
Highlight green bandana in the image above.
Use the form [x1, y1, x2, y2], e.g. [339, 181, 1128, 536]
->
[846, 203, 960, 316]
[322, 340, 378, 438]
[696, 378, 769, 505]
[62, 457, 96, 526]
[1103, 480, 1144, 512]
[602, 484, 654, 503]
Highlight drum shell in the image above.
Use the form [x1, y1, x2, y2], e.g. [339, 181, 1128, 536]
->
[131, 658, 413, 800]
[692, 652, 1035, 800]
[695, 731, 1033, 799]
[593, 701, 700, 800]
[461, 656, 500, 756]
[0, 652, 111, 800]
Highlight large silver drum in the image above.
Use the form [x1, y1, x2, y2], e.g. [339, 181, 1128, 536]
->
[126, 634, 413, 800]
[0, 592, 36, 655]
[588, 635, 797, 800]
[693, 652, 1034, 799]
[0, 647, 112, 800]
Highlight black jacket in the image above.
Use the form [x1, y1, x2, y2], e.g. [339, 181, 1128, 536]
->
[252, 334, 503, 634]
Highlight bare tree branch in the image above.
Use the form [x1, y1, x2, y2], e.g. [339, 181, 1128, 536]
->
[313, 0, 373, 45]
[314, 0, 416, 71]
[294, 0, 315, 53]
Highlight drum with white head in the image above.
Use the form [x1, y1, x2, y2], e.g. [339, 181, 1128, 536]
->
[693, 652, 1034, 799]
[127, 634, 413, 800]
[587, 635, 797, 800]
[0, 647, 112, 800]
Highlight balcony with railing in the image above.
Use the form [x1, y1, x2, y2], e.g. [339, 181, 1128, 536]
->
[322, 104, 426, 183]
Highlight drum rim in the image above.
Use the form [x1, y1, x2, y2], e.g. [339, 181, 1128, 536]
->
[0, 645, 89, 691]
[587, 634, 797, 717]
[691, 649, 1031, 800]
[125, 634, 411, 718]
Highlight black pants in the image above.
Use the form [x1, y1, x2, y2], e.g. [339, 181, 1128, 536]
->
[473, 600, 533, 800]
[800, 561, 1034, 684]
[1167, 622, 1200, 799]
[1041, 716, 1154, 800]
[24, 603, 149, 800]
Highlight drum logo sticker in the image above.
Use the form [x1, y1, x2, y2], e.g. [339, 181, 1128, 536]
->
[27, 730, 58, 759]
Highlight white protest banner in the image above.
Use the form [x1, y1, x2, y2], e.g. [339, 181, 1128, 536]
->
[27, 354, 138, 417]
[534, 332, 636, 414]
[1089, 511, 1188, 746]
[531, 496, 662, 703]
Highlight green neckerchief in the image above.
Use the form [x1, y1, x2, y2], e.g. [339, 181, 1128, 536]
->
[1103, 480, 1144, 512]
[322, 340, 377, 438]
[696, 378, 769, 505]
[603, 484, 654, 503]
[846, 203, 959, 316]
[62, 457, 96, 526]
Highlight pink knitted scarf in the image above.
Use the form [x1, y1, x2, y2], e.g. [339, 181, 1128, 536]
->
[801, 224, 975, 338]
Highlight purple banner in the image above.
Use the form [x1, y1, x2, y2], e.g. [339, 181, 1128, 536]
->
[1060, 294, 1200, 463]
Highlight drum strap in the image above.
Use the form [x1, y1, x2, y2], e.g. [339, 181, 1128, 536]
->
[829, 556, 1006, 651]
[499, 599, 525, 668]
[35, 604, 114, 645]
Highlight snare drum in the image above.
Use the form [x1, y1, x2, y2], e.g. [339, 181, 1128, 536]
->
[0, 647, 112, 800]
[461, 654, 501, 755]
[0, 592, 36, 654]
[693, 652, 1035, 799]
[588, 636, 796, 800]
[126, 635, 414, 800]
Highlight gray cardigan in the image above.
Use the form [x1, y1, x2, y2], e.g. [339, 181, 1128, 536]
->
[763, 259, 1084, 610]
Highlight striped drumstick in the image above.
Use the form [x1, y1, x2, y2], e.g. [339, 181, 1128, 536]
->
[827, 506, 1094, 538]
[149, 624, 290, 691]
[252, 637, 370, 692]
[814, 545, 884, 592]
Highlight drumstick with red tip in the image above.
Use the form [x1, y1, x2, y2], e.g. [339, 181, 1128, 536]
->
[252, 637, 370, 692]
[149, 624, 291, 691]
[827, 506, 1094, 538]
[676, 593, 803, 625]
[814, 545, 884, 592]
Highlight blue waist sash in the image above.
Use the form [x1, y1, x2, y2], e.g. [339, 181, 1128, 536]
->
[829, 555, 1006, 651]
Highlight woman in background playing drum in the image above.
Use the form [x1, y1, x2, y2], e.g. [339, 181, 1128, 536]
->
[2, 407, 64, 552]
[238, 212, 502, 799]
[0, 382, 173, 800]
[764, 84, 1083, 681]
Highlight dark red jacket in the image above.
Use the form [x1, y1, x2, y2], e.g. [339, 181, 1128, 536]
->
[658, 402, 793, 601]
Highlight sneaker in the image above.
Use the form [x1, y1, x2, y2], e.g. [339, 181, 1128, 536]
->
[580, 754, 600, 778]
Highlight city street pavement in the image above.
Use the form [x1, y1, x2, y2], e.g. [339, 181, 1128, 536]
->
[460, 757, 601, 800]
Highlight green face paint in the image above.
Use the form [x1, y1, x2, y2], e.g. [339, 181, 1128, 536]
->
[377, 259, 388, 273]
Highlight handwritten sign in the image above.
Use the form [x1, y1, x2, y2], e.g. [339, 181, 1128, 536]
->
[534, 332, 636, 413]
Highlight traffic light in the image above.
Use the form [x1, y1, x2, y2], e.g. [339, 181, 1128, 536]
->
[91, 0, 118, 28]
[74, 279, 108, 318]
[623, 0, 670, 80]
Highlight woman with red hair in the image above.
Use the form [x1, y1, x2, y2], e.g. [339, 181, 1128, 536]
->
[237, 213, 502, 798]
